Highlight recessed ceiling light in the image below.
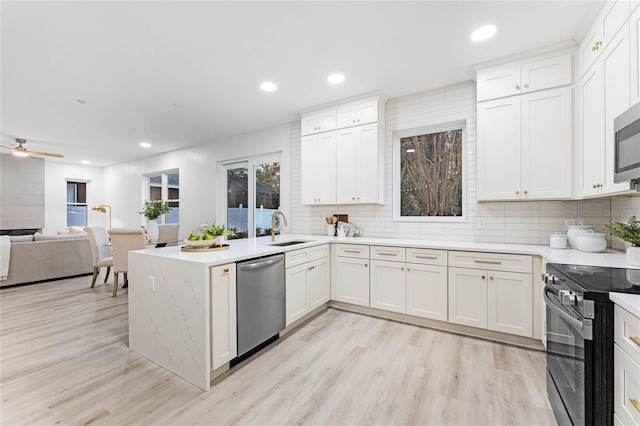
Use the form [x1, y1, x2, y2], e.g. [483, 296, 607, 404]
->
[76, 99, 87, 104]
[81, 160, 91, 165]
[139, 142, 151, 148]
[328, 73, 345, 84]
[471, 24, 497, 42]
[260, 82, 277, 92]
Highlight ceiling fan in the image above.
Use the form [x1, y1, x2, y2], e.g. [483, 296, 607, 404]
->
[0, 138, 64, 158]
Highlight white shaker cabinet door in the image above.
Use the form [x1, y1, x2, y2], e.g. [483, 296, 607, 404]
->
[632, 7, 640, 104]
[210, 263, 237, 370]
[476, 66, 521, 101]
[308, 257, 330, 311]
[336, 127, 358, 204]
[448, 267, 488, 329]
[369, 260, 406, 314]
[334, 256, 370, 307]
[580, 65, 606, 197]
[520, 87, 572, 200]
[406, 263, 448, 322]
[301, 132, 336, 205]
[357, 124, 381, 204]
[477, 97, 521, 201]
[285, 262, 310, 326]
[487, 270, 533, 337]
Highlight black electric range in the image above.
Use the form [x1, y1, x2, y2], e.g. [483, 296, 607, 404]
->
[544, 263, 640, 426]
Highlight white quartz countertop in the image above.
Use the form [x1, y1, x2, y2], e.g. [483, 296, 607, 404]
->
[610, 292, 640, 317]
[134, 233, 639, 269]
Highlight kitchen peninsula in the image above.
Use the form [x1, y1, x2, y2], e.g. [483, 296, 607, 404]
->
[128, 234, 636, 391]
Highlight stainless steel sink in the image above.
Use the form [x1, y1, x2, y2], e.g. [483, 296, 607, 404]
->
[269, 240, 312, 247]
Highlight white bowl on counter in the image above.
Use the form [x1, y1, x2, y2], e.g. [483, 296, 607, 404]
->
[575, 230, 607, 253]
[567, 224, 594, 249]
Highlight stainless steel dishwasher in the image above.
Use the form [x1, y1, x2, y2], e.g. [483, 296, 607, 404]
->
[236, 253, 285, 358]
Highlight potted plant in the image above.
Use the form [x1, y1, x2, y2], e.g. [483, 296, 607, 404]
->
[139, 201, 170, 242]
[200, 222, 235, 246]
[604, 216, 640, 266]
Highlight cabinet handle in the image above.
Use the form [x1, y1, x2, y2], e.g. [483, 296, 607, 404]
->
[474, 259, 502, 265]
[524, 190, 528, 195]
[352, 197, 356, 201]
[630, 399, 640, 414]
[364, 264, 368, 267]
[524, 83, 529, 89]
[407, 268, 411, 271]
[401, 267, 405, 271]
[592, 41, 602, 51]
[378, 252, 398, 256]
[343, 249, 361, 253]
[352, 119, 356, 123]
[489, 276, 494, 280]
[630, 336, 640, 347]
[416, 254, 438, 259]
[515, 84, 521, 90]
[516, 190, 520, 195]
[223, 268, 229, 273]
[481, 275, 486, 279]
[308, 266, 315, 271]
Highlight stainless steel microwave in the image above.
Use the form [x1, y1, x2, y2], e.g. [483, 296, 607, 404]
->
[614, 102, 640, 183]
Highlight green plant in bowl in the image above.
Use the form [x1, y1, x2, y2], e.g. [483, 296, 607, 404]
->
[604, 216, 640, 246]
[201, 222, 236, 237]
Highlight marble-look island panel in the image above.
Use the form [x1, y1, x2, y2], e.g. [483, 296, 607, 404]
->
[129, 252, 211, 390]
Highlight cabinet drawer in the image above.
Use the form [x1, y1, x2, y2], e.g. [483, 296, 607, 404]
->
[335, 244, 369, 259]
[285, 244, 329, 268]
[370, 246, 405, 262]
[616, 305, 640, 365]
[614, 344, 640, 426]
[406, 248, 447, 266]
[448, 251, 532, 274]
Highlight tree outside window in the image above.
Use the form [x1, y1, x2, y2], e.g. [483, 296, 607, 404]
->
[397, 126, 464, 219]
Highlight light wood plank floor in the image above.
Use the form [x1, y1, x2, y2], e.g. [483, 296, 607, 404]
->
[0, 275, 557, 426]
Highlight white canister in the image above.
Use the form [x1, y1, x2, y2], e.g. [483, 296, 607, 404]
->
[575, 230, 607, 253]
[325, 225, 335, 236]
[549, 232, 567, 249]
[567, 223, 594, 249]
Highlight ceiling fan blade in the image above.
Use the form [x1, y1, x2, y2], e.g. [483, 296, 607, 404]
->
[24, 150, 64, 158]
[0, 144, 16, 150]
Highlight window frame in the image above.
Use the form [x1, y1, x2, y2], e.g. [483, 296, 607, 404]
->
[143, 169, 179, 224]
[66, 179, 89, 227]
[392, 121, 467, 223]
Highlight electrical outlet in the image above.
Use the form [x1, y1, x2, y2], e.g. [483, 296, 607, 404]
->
[377, 218, 384, 226]
[477, 217, 486, 229]
[149, 276, 155, 292]
[565, 219, 576, 230]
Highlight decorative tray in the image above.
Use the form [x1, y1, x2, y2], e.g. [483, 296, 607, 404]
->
[181, 244, 230, 252]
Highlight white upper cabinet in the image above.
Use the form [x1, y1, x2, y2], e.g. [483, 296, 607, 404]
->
[336, 99, 379, 128]
[301, 108, 337, 136]
[477, 87, 572, 201]
[336, 124, 384, 204]
[580, 23, 635, 197]
[477, 54, 571, 102]
[580, 0, 631, 76]
[301, 132, 336, 205]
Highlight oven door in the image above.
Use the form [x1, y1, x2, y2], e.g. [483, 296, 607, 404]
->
[544, 285, 592, 426]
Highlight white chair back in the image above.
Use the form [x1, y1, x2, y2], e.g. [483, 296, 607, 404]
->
[157, 224, 180, 246]
[108, 228, 146, 273]
[84, 226, 112, 266]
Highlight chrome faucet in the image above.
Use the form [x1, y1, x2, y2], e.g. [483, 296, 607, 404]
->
[271, 210, 288, 241]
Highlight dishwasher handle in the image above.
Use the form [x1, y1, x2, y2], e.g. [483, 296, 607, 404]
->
[238, 256, 283, 271]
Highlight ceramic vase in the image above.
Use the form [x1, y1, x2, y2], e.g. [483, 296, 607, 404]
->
[214, 235, 225, 246]
[147, 218, 159, 242]
[626, 246, 640, 266]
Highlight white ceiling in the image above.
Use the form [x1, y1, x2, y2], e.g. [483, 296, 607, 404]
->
[1, 1, 600, 167]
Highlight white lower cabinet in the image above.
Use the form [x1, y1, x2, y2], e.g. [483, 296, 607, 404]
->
[448, 251, 533, 337]
[370, 260, 406, 313]
[614, 305, 640, 426]
[334, 256, 370, 307]
[369, 246, 448, 320]
[210, 263, 237, 370]
[285, 247, 330, 326]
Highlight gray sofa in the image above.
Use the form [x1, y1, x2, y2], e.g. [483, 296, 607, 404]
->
[1, 233, 93, 287]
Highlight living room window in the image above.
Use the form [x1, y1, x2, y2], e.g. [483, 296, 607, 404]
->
[146, 170, 179, 223]
[393, 122, 466, 221]
[66, 181, 87, 227]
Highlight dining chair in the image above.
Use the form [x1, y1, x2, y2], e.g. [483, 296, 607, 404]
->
[157, 224, 180, 247]
[84, 226, 113, 288]
[108, 228, 146, 297]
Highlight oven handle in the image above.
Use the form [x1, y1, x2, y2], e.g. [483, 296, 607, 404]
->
[543, 286, 593, 340]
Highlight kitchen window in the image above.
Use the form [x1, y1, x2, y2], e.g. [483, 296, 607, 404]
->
[66, 180, 87, 226]
[393, 122, 466, 221]
[146, 170, 179, 223]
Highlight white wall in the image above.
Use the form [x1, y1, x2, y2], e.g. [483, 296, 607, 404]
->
[290, 80, 640, 247]
[43, 162, 105, 234]
[101, 124, 291, 239]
